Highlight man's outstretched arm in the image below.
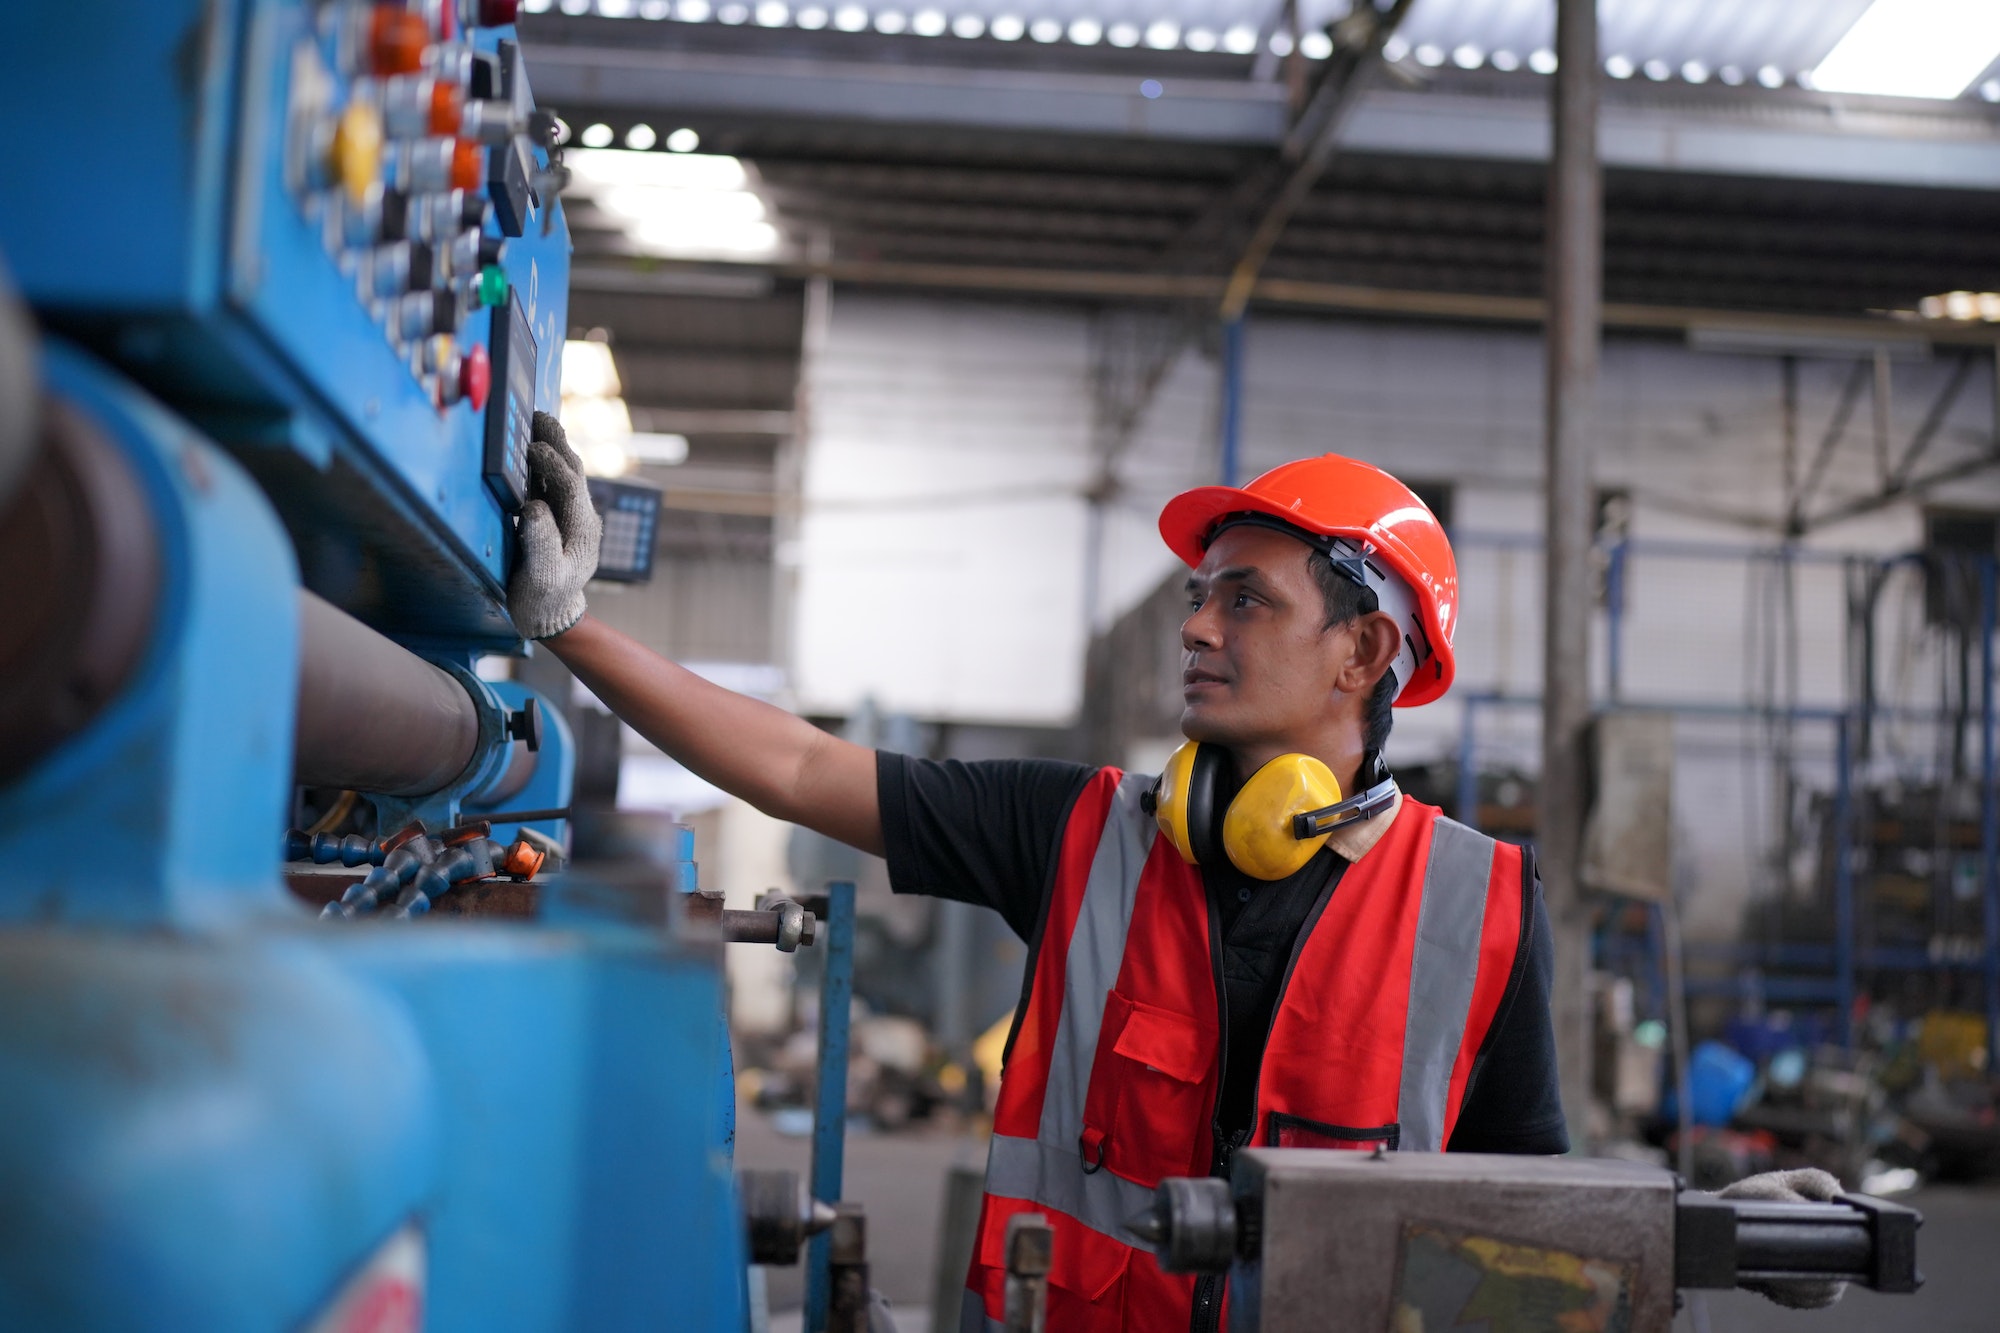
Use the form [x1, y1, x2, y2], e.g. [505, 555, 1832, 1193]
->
[545, 615, 883, 856]
[505, 412, 882, 856]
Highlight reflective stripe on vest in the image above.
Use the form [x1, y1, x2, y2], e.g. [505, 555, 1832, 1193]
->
[1397, 816, 1498, 1150]
[1038, 771, 1154, 1162]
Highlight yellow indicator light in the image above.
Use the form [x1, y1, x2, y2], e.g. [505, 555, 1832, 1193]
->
[330, 102, 384, 204]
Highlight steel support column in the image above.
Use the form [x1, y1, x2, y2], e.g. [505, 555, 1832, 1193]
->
[1220, 314, 1245, 486]
[1981, 558, 1998, 1070]
[1833, 717, 1856, 1049]
[1540, 0, 1602, 1149]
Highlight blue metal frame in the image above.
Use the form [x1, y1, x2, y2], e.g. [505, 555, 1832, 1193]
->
[0, 342, 299, 925]
[1832, 714, 1856, 1047]
[0, 340, 751, 1332]
[1454, 533, 2000, 1052]
[805, 879, 858, 1333]
[0, 5, 759, 1328]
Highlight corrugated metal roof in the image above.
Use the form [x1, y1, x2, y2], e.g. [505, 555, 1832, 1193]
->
[531, 0, 2000, 95]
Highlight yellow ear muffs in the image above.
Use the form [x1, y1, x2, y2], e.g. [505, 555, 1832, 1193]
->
[1152, 741, 1230, 866]
[1152, 741, 1200, 863]
[1221, 754, 1343, 880]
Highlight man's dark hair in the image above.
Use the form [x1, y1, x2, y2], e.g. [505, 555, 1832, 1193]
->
[1308, 548, 1396, 755]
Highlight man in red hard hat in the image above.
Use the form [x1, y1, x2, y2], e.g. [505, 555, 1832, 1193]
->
[513, 425, 1565, 1329]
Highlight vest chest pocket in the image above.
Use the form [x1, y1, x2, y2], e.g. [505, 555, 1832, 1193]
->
[1081, 989, 1216, 1185]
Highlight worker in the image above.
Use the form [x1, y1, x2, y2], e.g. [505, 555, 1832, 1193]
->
[508, 415, 1843, 1329]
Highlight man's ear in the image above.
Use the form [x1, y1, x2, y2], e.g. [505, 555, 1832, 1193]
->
[1336, 611, 1402, 696]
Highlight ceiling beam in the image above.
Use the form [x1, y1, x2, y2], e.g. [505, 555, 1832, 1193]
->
[527, 41, 2000, 191]
[597, 255, 2000, 344]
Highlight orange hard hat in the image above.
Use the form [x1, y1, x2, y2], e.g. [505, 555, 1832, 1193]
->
[1158, 455, 1459, 707]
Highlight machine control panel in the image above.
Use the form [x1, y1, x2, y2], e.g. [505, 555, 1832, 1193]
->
[484, 290, 535, 511]
[283, 1, 527, 415]
[3, 0, 569, 643]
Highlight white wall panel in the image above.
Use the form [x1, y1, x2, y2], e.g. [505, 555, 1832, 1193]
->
[795, 295, 1096, 723]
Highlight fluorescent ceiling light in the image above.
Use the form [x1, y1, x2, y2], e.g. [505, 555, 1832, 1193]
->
[599, 187, 767, 227]
[627, 433, 691, 465]
[563, 393, 633, 443]
[1811, 0, 2000, 99]
[631, 218, 781, 257]
[561, 340, 622, 399]
[565, 149, 781, 260]
[567, 149, 748, 191]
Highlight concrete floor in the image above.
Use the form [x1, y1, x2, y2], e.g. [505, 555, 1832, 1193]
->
[737, 1106, 2000, 1331]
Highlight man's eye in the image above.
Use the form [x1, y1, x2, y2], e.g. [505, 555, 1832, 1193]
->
[1233, 593, 1254, 609]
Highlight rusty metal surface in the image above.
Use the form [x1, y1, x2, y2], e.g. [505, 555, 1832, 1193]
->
[1235, 1150, 1677, 1333]
[0, 397, 158, 784]
[294, 590, 480, 797]
[1583, 711, 1676, 901]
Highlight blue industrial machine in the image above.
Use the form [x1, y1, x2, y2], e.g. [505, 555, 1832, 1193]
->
[0, 2, 829, 1329]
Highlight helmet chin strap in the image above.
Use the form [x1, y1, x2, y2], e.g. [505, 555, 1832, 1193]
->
[1289, 750, 1398, 839]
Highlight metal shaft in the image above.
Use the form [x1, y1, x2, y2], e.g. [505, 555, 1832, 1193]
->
[295, 590, 480, 797]
[1540, 0, 1602, 1147]
[1002, 1212, 1052, 1333]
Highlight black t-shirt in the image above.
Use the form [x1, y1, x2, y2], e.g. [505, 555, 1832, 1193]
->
[877, 751, 1569, 1157]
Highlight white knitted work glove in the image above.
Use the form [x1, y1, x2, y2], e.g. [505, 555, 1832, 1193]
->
[506, 411, 601, 640]
[1717, 1167, 1848, 1310]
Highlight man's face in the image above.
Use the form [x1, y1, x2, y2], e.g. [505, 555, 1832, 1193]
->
[1179, 524, 1354, 752]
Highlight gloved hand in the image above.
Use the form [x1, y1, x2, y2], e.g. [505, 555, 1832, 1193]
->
[1717, 1167, 1847, 1309]
[507, 411, 601, 639]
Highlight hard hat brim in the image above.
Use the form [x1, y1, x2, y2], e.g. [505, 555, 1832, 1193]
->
[1159, 485, 1332, 568]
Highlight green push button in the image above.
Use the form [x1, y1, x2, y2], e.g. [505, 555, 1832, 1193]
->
[478, 265, 509, 308]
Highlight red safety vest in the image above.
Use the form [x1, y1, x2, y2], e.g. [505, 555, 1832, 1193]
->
[959, 768, 1530, 1333]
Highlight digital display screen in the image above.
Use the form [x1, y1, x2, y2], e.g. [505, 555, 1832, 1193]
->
[588, 477, 661, 584]
[483, 292, 536, 511]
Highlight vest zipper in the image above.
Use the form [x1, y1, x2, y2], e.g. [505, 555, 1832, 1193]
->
[1191, 1273, 1224, 1333]
[1193, 878, 1230, 1333]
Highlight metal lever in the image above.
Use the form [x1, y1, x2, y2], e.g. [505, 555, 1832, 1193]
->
[1003, 1213, 1053, 1333]
[739, 1169, 837, 1266]
[1127, 1177, 1241, 1275]
[720, 894, 817, 951]
[1674, 1190, 1922, 1294]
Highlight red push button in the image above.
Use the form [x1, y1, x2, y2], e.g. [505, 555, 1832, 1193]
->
[461, 342, 491, 412]
[430, 80, 464, 135]
[479, 0, 522, 26]
[369, 6, 429, 75]
[450, 139, 485, 191]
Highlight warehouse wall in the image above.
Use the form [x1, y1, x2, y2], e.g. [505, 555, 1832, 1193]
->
[797, 293, 2000, 941]
[793, 296, 1097, 724]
